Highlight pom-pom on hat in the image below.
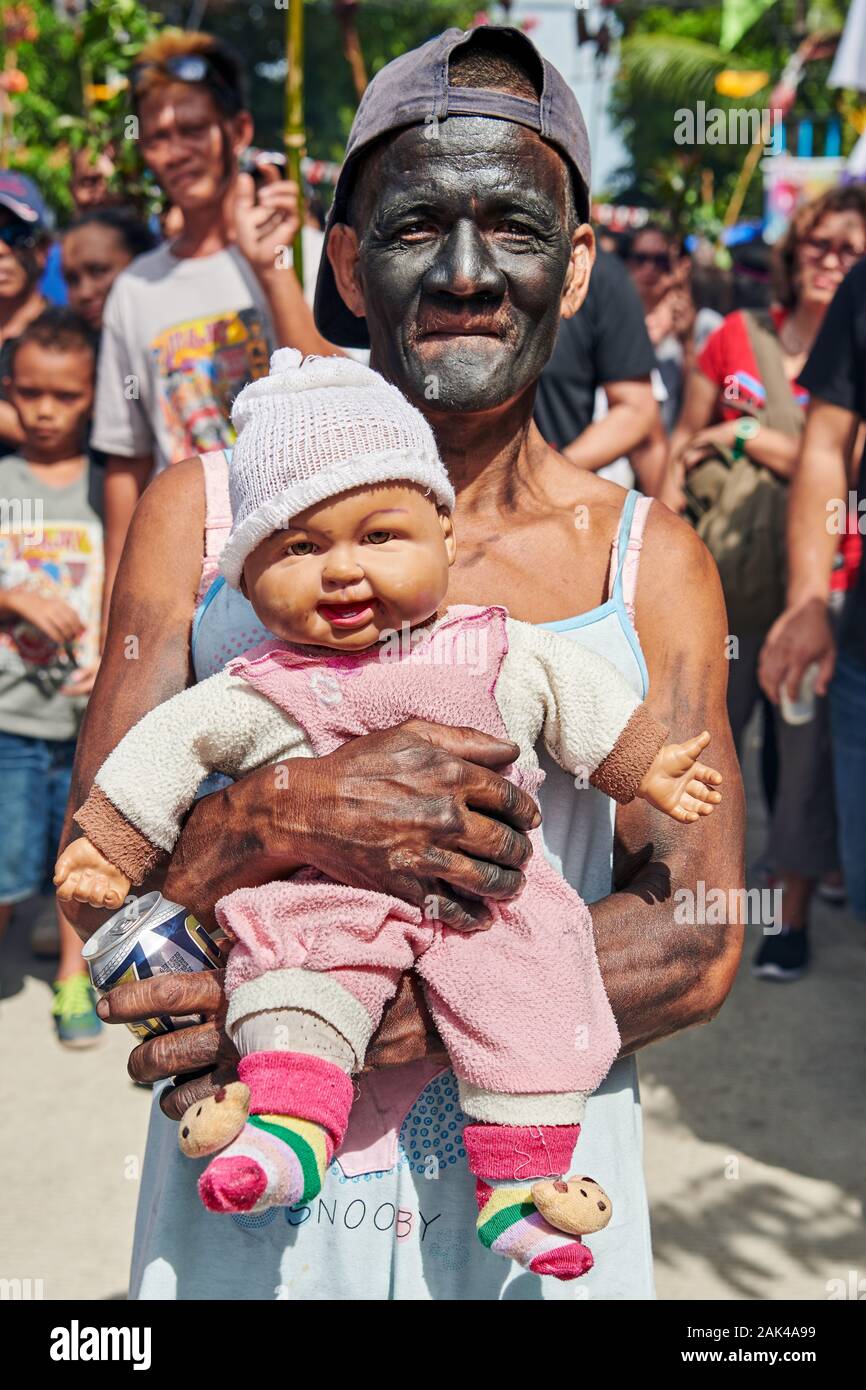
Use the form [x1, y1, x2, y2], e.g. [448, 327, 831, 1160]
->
[219, 349, 456, 588]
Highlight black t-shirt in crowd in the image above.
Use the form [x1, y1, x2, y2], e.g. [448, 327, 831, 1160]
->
[533, 250, 657, 452]
[799, 260, 866, 667]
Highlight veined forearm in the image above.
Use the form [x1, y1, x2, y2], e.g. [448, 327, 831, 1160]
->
[162, 767, 307, 926]
[590, 845, 744, 1055]
[785, 448, 846, 607]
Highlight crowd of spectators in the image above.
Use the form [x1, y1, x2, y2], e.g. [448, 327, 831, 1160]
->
[1, 23, 865, 1058]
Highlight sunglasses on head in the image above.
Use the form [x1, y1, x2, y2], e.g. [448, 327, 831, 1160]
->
[130, 54, 241, 115]
[629, 251, 671, 272]
[0, 220, 38, 250]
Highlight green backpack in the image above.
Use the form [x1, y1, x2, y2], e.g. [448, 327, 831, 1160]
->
[684, 309, 804, 635]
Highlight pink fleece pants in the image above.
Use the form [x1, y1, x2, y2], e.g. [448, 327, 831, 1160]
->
[217, 826, 620, 1121]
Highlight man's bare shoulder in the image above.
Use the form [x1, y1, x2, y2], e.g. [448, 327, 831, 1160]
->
[636, 501, 726, 645]
[117, 456, 207, 609]
[135, 454, 204, 514]
[641, 500, 718, 585]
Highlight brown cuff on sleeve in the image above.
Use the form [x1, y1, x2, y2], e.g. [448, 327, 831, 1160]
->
[74, 785, 164, 885]
[590, 704, 669, 805]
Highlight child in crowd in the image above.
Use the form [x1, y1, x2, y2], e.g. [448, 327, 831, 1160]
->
[0, 308, 103, 1046]
[57, 351, 720, 1278]
[0, 171, 51, 454]
[62, 210, 156, 336]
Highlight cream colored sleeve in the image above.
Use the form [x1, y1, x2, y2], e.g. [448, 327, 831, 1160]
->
[498, 619, 668, 802]
[74, 671, 309, 880]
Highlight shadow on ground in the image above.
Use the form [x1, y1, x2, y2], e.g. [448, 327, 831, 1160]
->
[641, 722, 866, 1297]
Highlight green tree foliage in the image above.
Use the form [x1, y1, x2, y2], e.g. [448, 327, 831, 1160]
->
[2, 0, 161, 219]
[610, 1, 849, 234]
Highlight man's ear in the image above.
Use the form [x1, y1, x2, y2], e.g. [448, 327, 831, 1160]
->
[560, 225, 596, 321]
[439, 509, 457, 566]
[327, 223, 366, 320]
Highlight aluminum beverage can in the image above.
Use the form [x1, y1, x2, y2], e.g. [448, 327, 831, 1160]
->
[780, 660, 819, 726]
[81, 891, 226, 1042]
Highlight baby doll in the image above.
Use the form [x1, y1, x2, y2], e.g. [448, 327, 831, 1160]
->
[56, 351, 721, 1282]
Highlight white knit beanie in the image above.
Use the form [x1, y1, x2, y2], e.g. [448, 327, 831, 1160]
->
[219, 349, 456, 588]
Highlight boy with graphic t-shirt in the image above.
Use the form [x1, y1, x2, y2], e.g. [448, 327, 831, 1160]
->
[0, 308, 104, 1046]
[90, 31, 337, 619]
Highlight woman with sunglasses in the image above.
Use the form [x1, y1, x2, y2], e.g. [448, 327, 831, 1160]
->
[624, 224, 696, 428]
[668, 188, 866, 506]
[0, 175, 51, 453]
[666, 183, 866, 982]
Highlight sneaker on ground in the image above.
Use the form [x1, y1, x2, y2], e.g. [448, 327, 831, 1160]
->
[816, 877, 846, 907]
[752, 926, 810, 982]
[51, 973, 103, 1048]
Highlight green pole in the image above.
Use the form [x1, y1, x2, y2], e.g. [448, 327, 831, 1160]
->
[284, 0, 306, 286]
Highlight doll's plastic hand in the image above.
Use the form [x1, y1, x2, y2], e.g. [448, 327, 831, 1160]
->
[54, 837, 131, 909]
[638, 730, 722, 823]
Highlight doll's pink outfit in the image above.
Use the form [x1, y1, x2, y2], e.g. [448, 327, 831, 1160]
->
[77, 600, 666, 1124]
[217, 605, 619, 1112]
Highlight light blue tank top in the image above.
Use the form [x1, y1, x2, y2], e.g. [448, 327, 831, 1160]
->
[131, 484, 656, 1302]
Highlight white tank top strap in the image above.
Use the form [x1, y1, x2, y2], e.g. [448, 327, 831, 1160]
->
[607, 492, 653, 626]
[197, 449, 233, 605]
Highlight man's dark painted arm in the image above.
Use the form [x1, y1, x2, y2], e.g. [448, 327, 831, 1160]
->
[590, 508, 745, 1055]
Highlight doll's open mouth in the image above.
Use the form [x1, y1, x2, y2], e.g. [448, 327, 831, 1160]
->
[318, 601, 376, 629]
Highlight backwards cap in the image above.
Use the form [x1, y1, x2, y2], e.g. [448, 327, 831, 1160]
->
[313, 25, 591, 347]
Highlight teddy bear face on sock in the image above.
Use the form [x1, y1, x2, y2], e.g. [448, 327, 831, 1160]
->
[179, 1082, 250, 1159]
[531, 1176, 613, 1235]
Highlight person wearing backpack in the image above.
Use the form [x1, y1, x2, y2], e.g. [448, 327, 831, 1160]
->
[665, 185, 866, 981]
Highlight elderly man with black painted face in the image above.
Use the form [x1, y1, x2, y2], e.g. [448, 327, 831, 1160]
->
[61, 26, 744, 1301]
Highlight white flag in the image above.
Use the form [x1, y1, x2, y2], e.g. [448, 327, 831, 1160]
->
[829, 0, 866, 89]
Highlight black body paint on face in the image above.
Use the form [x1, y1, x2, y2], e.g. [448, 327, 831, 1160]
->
[355, 118, 575, 413]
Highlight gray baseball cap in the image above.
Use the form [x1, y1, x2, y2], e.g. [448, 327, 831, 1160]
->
[313, 25, 591, 349]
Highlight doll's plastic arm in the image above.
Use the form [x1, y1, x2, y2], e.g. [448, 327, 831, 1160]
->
[638, 731, 723, 823]
[54, 837, 131, 910]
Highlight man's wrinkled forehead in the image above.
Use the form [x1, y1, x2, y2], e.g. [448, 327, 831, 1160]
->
[354, 117, 573, 226]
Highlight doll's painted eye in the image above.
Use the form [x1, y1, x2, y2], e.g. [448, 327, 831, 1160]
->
[286, 539, 317, 556]
[364, 531, 393, 545]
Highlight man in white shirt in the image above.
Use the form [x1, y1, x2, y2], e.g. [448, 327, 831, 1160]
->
[92, 31, 333, 609]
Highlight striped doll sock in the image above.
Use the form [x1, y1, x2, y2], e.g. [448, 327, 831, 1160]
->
[199, 1114, 331, 1213]
[199, 1051, 353, 1216]
[475, 1178, 593, 1280]
[464, 1122, 593, 1282]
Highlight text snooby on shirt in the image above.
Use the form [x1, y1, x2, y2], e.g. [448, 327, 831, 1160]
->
[50, 1321, 151, 1371]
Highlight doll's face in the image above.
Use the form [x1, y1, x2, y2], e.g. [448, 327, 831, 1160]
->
[241, 483, 456, 651]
